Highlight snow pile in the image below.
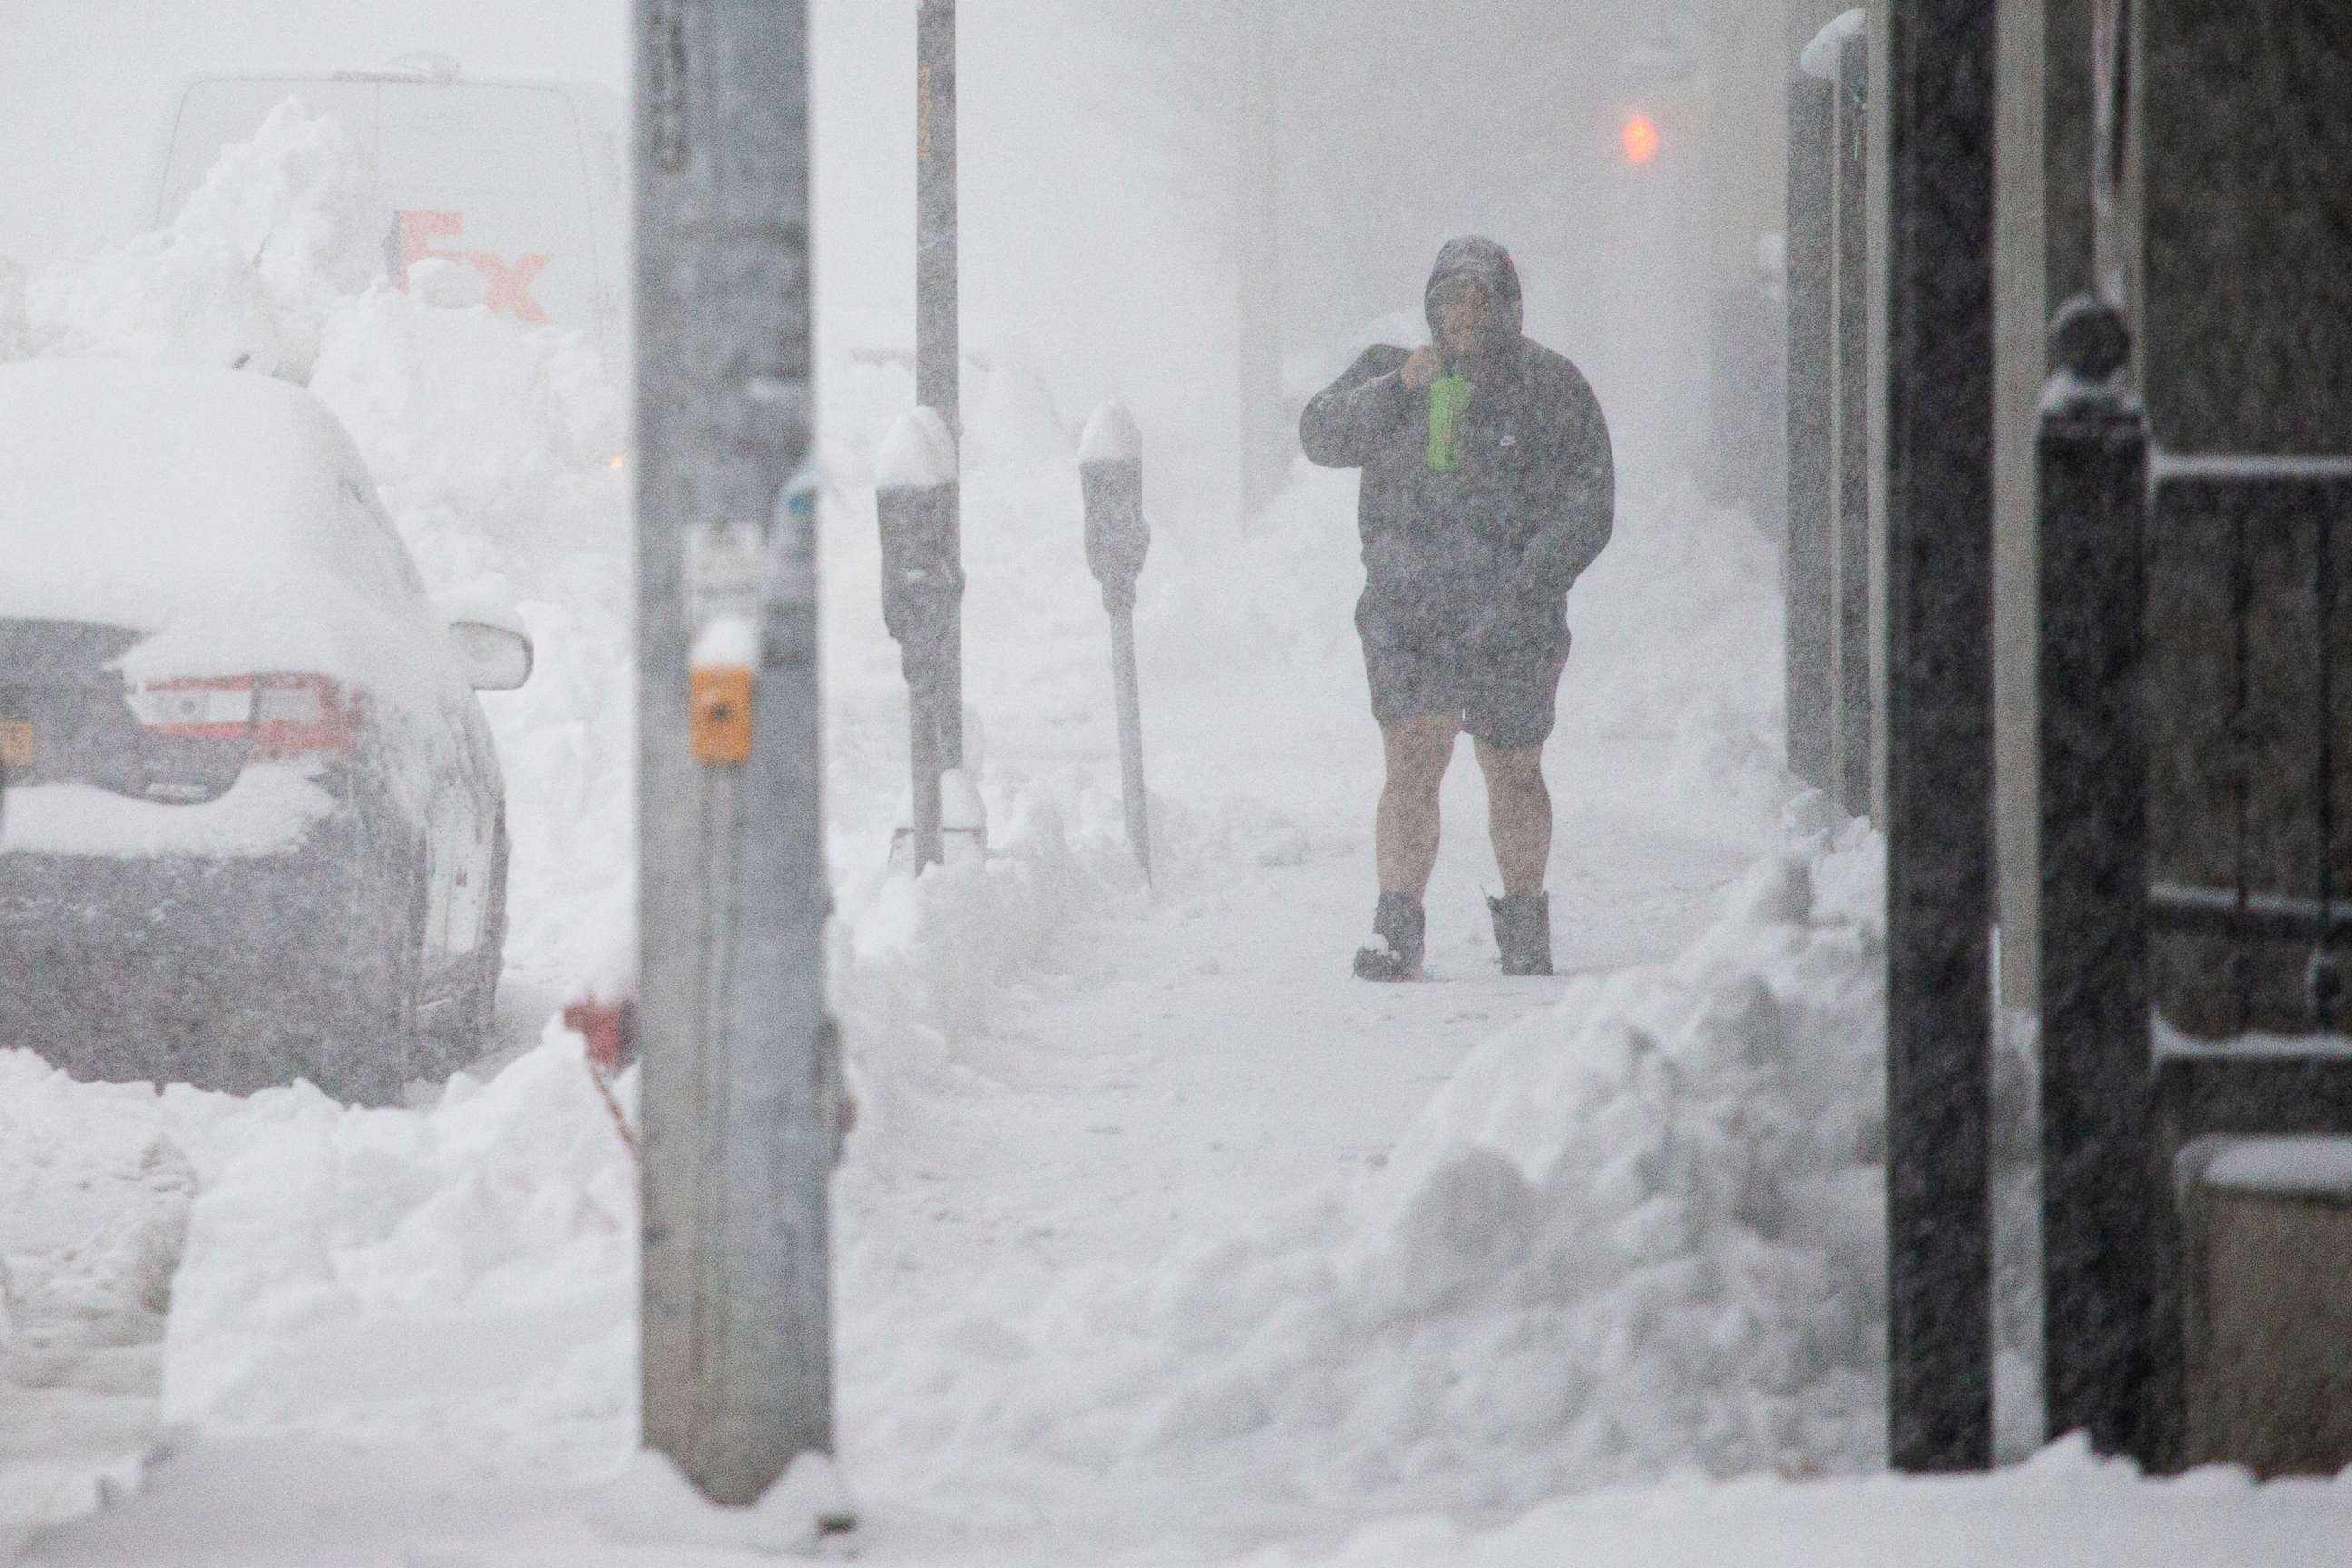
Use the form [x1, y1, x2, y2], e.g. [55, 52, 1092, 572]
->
[27, 100, 377, 378]
[0, 1059, 204, 1547]
[1337, 828, 1890, 1487]
[156, 1024, 637, 1461]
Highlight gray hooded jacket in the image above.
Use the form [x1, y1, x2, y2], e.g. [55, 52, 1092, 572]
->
[1299, 237, 1614, 655]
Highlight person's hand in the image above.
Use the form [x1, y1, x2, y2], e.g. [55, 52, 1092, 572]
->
[1400, 345, 1445, 390]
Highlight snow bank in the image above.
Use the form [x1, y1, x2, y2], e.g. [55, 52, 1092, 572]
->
[1218, 1437, 2352, 1568]
[148, 779, 1142, 1456]
[157, 1022, 637, 1461]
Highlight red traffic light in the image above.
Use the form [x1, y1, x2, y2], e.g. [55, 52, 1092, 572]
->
[1622, 114, 1661, 165]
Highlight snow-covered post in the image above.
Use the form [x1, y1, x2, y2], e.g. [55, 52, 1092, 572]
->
[1080, 401, 1152, 882]
[1883, 0, 1998, 1475]
[634, 0, 843, 1513]
[2034, 295, 2155, 1464]
[1784, 59, 1836, 796]
[877, 407, 964, 870]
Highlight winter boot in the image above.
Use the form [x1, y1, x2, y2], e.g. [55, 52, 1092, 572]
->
[1353, 892, 1426, 982]
[1488, 892, 1553, 977]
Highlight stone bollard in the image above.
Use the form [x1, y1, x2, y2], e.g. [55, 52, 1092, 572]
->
[876, 407, 967, 869]
[1079, 400, 1152, 882]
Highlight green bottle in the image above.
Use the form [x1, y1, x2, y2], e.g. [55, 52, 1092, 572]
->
[1427, 374, 1471, 475]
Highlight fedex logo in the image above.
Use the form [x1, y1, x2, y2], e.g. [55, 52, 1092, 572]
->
[394, 210, 552, 325]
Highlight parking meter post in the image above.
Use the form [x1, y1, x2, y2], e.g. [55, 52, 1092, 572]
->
[1107, 602, 1150, 881]
[906, 657, 946, 869]
[634, 0, 838, 1510]
[1080, 402, 1151, 881]
[877, 408, 962, 871]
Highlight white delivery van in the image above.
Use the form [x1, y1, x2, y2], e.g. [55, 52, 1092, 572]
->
[156, 61, 626, 359]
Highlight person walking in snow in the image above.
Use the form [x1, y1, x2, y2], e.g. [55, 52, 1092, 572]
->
[1300, 236, 1614, 981]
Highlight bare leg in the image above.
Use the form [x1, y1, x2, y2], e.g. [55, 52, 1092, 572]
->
[1376, 715, 1460, 897]
[1474, 740, 1552, 896]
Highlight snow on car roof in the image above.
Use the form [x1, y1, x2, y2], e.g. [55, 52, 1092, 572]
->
[0, 358, 436, 691]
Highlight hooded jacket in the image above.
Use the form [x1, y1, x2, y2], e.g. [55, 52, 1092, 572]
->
[1299, 237, 1614, 653]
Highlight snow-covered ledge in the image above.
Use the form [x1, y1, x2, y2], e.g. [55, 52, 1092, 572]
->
[1800, 7, 1867, 82]
[2181, 1134, 2352, 1476]
[2199, 1135, 2352, 1199]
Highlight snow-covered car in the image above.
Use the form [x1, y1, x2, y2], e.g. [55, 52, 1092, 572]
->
[0, 360, 531, 1104]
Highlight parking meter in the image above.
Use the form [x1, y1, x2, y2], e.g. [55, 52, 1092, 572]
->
[1079, 400, 1148, 614]
[876, 408, 964, 868]
[1079, 401, 1152, 880]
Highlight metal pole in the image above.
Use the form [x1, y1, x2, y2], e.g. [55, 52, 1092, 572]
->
[1108, 609, 1151, 881]
[1785, 75, 1836, 795]
[917, 0, 965, 770]
[1834, 35, 1872, 819]
[635, 0, 837, 1507]
[2035, 295, 2155, 1463]
[1236, 0, 1287, 521]
[1884, 0, 1998, 1475]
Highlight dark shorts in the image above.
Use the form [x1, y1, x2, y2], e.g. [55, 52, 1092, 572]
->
[1356, 593, 1570, 750]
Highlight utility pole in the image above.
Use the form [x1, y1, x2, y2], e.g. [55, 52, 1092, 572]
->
[1235, 0, 1287, 521]
[635, 0, 838, 1507]
[917, 0, 965, 773]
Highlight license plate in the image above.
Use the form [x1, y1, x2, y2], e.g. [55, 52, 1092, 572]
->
[0, 720, 32, 769]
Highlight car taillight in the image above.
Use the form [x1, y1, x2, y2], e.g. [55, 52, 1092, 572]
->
[128, 674, 357, 758]
[125, 679, 255, 740]
[250, 675, 358, 758]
